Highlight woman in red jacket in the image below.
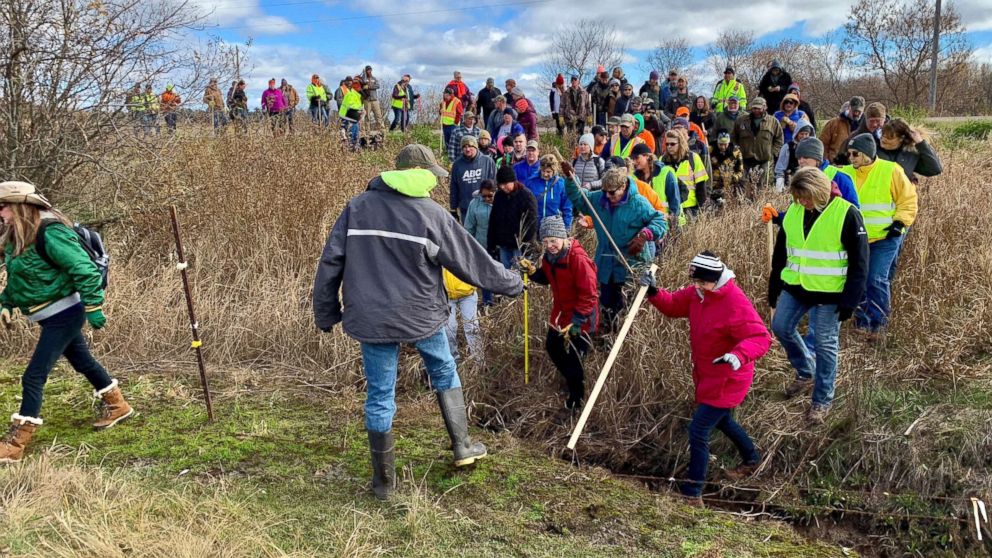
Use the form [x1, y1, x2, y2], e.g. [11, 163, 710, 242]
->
[518, 215, 598, 411]
[640, 251, 771, 505]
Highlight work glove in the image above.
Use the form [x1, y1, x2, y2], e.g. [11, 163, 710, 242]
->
[774, 177, 785, 193]
[560, 161, 573, 177]
[85, 306, 106, 330]
[884, 220, 906, 239]
[1, 307, 13, 330]
[837, 306, 854, 322]
[579, 215, 594, 230]
[517, 257, 537, 276]
[761, 203, 779, 224]
[639, 269, 658, 297]
[713, 353, 742, 371]
[449, 209, 461, 223]
[626, 230, 649, 256]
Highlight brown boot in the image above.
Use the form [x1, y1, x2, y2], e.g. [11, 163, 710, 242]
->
[93, 380, 134, 430]
[724, 461, 760, 482]
[784, 377, 813, 399]
[0, 414, 43, 463]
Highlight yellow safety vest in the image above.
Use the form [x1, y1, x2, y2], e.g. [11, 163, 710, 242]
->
[840, 160, 896, 241]
[441, 98, 458, 126]
[781, 197, 851, 293]
[391, 85, 407, 109]
[611, 135, 642, 158]
[676, 153, 708, 209]
[648, 166, 674, 215]
[712, 80, 747, 112]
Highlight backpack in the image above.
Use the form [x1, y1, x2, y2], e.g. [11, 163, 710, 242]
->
[36, 220, 110, 290]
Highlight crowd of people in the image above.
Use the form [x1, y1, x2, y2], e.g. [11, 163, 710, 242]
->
[3, 60, 945, 510]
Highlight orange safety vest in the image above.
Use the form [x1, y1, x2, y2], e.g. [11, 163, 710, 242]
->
[440, 98, 460, 125]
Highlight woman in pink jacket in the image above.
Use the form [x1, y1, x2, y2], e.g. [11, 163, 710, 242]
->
[640, 251, 771, 506]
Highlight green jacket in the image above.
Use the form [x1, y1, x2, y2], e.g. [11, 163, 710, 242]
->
[1, 223, 104, 314]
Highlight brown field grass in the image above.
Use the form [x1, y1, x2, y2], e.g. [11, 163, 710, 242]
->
[2, 124, 991, 554]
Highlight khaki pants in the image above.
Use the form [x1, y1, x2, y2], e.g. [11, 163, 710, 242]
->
[363, 100, 383, 130]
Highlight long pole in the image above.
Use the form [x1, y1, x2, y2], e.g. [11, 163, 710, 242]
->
[569, 173, 634, 275]
[928, 0, 942, 112]
[169, 205, 215, 423]
[523, 272, 529, 384]
[567, 263, 658, 450]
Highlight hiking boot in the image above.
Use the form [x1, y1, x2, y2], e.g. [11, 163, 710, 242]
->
[0, 414, 42, 463]
[807, 405, 831, 426]
[724, 461, 760, 482]
[93, 380, 134, 430]
[784, 377, 813, 399]
[436, 387, 487, 467]
[367, 430, 396, 501]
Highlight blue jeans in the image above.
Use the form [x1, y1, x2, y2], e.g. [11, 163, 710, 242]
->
[390, 107, 408, 131]
[360, 329, 460, 433]
[772, 291, 841, 407]
[683, 403, 759, 497]
[19, 304, 114, 418]
[310, 105, 329, 126]
[211, 111, 227, 129]
[499, 247, 521, 269]
[443, 124, 455, 149]
[855, 235, 904, 332]
[445, 293, 482, 363]
[343, 119, 359, 147]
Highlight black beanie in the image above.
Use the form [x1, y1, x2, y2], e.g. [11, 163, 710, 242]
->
[849, 133, 877, 159]
[689, 250, 725, 283]
[496, 164, 516, 185]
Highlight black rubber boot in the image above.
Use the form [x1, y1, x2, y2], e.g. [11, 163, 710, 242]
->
[436, 387, 487, 467]
[367, 430, 396, 500]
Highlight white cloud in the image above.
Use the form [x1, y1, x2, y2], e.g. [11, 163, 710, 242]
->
[191, 0, 298, 35]
[956, 0, 992, 32]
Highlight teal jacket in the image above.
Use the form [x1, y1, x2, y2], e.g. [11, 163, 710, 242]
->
[565, 176, 666, 284]
[1, 223, 104, 314]
[463, 193, 492, 248]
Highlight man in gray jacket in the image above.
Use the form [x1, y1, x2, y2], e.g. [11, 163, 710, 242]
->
[313, 144, 523, 501]
[450, 135, 496, 221]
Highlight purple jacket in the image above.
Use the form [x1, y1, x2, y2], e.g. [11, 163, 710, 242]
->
[261, 88, 287, 113]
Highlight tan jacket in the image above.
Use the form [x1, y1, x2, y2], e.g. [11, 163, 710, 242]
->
[281, 84, 299, 108]
[820, 115, 855, 164]
[202, 85, 224, 112]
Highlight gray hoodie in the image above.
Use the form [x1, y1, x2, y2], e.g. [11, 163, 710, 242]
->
[450, 153, 496, 216]
[313, 170, 522, 343]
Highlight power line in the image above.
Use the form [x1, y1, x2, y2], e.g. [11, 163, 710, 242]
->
[202, 0, 549, 31]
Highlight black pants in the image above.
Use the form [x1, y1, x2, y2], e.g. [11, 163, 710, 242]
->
[553, 113, 563, 136]
[567, 119, 585, 136]
[599, 282, 626, 333]
[546, 328, 590, 408]
[20, 304, 113, 418]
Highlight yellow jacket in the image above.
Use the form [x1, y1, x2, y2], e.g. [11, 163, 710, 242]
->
[852, 159, 918, 230]
[443, 269, 475, 300]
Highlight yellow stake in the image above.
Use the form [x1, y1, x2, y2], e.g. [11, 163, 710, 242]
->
[523, 272, 529, 384]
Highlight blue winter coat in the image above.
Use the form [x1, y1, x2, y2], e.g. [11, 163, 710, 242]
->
[524, 174, 573, 229]
[565, 176, 667, 284]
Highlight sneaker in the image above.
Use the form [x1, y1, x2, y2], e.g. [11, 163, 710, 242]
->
[724, 461, 760, 481]
[784, 378, 813, 399]
[806, 405, 831, 425]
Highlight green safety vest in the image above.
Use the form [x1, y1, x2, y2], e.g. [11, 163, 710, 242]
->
[781, 197, 851, 293]
[676, 153, 707, 209]
[440, 98, 458, 125]
[129, 94, 145, 113]
[143, 93, 159, 112]
[648, 166, 674, 215]
[823, 165, 839, 180]
[611, 135, 640, 158]
[712, 80, 747, 112]
[391, 85, 407, 109]
[840, 160, 896, 241]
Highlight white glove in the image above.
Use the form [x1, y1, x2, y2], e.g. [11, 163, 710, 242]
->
[774, 177, 785, 193]
[1, 307, 13, 330]
[713, 353, 741, 371]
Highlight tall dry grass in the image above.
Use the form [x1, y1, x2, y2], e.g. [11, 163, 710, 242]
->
[1, 126, 990, 551]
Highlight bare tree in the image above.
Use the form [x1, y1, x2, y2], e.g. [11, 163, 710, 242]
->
[647, 37, 692, 77]
[0, 0, 222, 193]
[705, 29, 759, 93]
[541, 19, 625, 86]
[844, 0, 972, 108]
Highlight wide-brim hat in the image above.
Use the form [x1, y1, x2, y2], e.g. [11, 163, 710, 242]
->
[0, 181, 52, 209]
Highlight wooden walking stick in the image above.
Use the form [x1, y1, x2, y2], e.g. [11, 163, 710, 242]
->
[523, 272, 530, 385]
[767, 220, 774, 270]
[567, 263, 657, 450]
[568, 172, 635, 276]
[169, 205, 215, 423]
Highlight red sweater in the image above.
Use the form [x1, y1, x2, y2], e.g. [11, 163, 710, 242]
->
[530, 239, 599, 333]
[647, 276, 771, 408]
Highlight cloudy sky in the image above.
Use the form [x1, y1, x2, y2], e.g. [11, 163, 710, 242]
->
[191, 0, 992, 108]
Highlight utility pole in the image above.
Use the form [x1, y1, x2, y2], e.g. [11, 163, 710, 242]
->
[234, 45, 241, 80]
[929, 0, 941, 112]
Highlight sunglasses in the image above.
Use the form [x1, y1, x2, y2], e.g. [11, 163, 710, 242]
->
[847, 150, 862, 158]
[665, 142, 678, 147]
[605, 188, 624, 196]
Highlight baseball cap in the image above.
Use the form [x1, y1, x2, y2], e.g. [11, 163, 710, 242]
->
[526, 140, 539, 150]
[396, 144, 448, 177]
